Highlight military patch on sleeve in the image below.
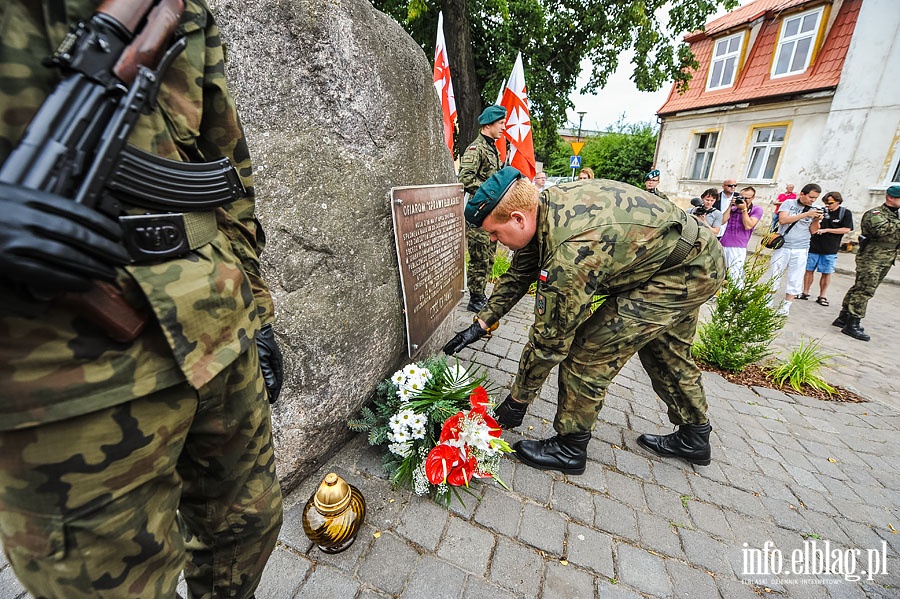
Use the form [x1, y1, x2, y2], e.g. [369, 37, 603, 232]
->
[536, 292, 546, 315]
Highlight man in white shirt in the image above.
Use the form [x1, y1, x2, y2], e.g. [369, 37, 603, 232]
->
[766, 183, 824, 315]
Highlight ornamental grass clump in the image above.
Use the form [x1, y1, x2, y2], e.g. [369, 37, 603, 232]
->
[348, 358, 512, 506]
[767, 337, 836, 395]
[692, 250, 784, 373]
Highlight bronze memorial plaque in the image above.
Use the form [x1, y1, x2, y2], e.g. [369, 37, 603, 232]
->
[391, 184, 466, 357]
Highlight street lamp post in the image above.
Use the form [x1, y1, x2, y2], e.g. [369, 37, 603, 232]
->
[572, 111, 587, 178]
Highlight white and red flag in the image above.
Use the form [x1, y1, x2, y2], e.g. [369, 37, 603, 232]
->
[433, 12, 457, 154]
[496, 52, 536, 179]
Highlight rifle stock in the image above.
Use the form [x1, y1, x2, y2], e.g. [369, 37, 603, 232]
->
[1, 0, 186, 342]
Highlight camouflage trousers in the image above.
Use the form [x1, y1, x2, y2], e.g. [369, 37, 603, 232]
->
[552, 244, 725, 435]
[466, 224, 497, 296]
[842, 248, 895, 318]
[0, 347, 283, 599]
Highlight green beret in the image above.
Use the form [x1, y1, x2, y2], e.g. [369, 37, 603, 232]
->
[645, 169, 660, 181]
[465, 166, 523, 226]
[478, 105, 507, 126]
[887, 185, 900, 198]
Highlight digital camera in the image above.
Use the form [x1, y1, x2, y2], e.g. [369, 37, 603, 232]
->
[690, 197, 713, 215]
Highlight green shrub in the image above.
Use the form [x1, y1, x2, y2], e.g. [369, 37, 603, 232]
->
[491, 249, 512, 282]
[767, 338, 836, 395]
[692, 250, 784, 372]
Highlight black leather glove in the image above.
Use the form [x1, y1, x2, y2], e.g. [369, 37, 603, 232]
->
[442, 321, 487, 355]
[0, 184, 128, 294]
[256, 323, 284, 404]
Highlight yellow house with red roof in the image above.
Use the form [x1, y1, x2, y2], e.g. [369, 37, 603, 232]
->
[654, 0, 899, 217]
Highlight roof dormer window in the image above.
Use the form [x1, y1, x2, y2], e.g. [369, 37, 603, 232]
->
[707, 32, 744, 90]
[772, 6, 824, 78]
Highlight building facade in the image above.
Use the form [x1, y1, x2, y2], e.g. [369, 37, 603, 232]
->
[654, 0, 900, 225]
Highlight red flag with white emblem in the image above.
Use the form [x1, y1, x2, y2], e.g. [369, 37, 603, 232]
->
[496, 52, 536, 179]
[433, 12, 457, 154]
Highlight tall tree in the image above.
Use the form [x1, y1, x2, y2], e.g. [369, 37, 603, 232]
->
[371, 0, 737, 162]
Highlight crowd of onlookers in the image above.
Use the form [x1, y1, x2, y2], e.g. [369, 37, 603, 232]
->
[527, 167, 900, 343]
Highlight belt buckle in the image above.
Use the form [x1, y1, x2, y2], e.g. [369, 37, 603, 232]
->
[120, 213, 189, 263]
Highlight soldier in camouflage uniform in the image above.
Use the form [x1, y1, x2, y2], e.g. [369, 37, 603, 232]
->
[0, 2, 283, 598]
[458, 104, 506, 312]
[833, 185, 900, 341]
[444, 167, 725, 474]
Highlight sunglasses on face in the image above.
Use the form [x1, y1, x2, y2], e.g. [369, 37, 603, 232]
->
[724, 184, 736, 188]
[824, 201, 836, 205]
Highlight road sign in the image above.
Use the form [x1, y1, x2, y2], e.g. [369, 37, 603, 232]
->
[571, 142, 585, 156]
[569, 156, 581, 168]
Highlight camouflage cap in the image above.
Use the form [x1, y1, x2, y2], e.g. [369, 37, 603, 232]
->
[478, 105, 507, 125]
[466, 166, 523, 226]
[887, 185, 900, 198]
[645, 169, 660, 181]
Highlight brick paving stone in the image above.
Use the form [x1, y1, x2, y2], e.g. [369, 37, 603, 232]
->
[542, 561, 596, 599]
[723, 465, 766, 495]
[643, 483, 691, 524]
[724, 512, 781, 548]
[595, 580, 644, 598]
[488, 538, 544, 597]
[697, 461, 733, 486]
[692, 477, 771, 520]
[615, 543, 673, 597]
[0, 565, 27, 599]
[837, 520, 886, 553]
[593, 420, 625, 446]
[602, 407, 629, 428]
[817, 475, 862, 503]
[826, 496, 877, 526]
[686, 499, 734, 540]
[518, 502, 566, 556]
[577, 459, 608, 493]
[826, 582, 871, 599]
[666, 560, 720, 598]
[461, 576, 520, 599]
[636, 511, 685, 559]
[436, 517, 495, 575]
[757, 477, 801, 503]
[509, 459, 553, 504]
[761, 496, 810, 532]
[678, 527, 734, 575]
[718, 577, 772, 599]
[648, 460, 693, 495]
[356, 532, 419, 596]
[473, 487, 523, 538]
[791, 487, 834, 515]
[594, 494, 639, 541]
[754, 454, 796, 483]
[400, 556, 468, 599]
[565, 522, 615, 578]
[549, 479, 595, 525]
[447, 485, 484, 520]
[396, 496, 451, 552]
[292, 562, 358, 599]
[612, 447, 653, 480]
[605, 470, 647, 510]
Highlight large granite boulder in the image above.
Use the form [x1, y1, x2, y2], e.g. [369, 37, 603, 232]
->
[210, 0, 458, 491]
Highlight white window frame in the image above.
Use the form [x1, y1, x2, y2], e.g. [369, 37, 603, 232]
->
[771, 6, 824, 78]
[745, 126, 787, 181]
[707, 32, 744, 90]
[889, 152, 900, 184]
[688, 131, 719, 180]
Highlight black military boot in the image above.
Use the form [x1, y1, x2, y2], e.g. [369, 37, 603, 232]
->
[637, 423, 712, 466]
[832, 309, 849, 328]
[513, 432, 591, 475]
[841, 316, 870, 341]
[494, 395, 528, 429]
[467, 292, 488, 312]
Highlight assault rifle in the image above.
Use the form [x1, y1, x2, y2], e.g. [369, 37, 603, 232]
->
[0, 0, 246, 341]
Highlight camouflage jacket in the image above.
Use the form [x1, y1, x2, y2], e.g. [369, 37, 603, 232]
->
[478, 180, 719, 403]
[458, 134, 501, 196]
[860, 203, 900, 262]
[0, 0, 273, 430]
